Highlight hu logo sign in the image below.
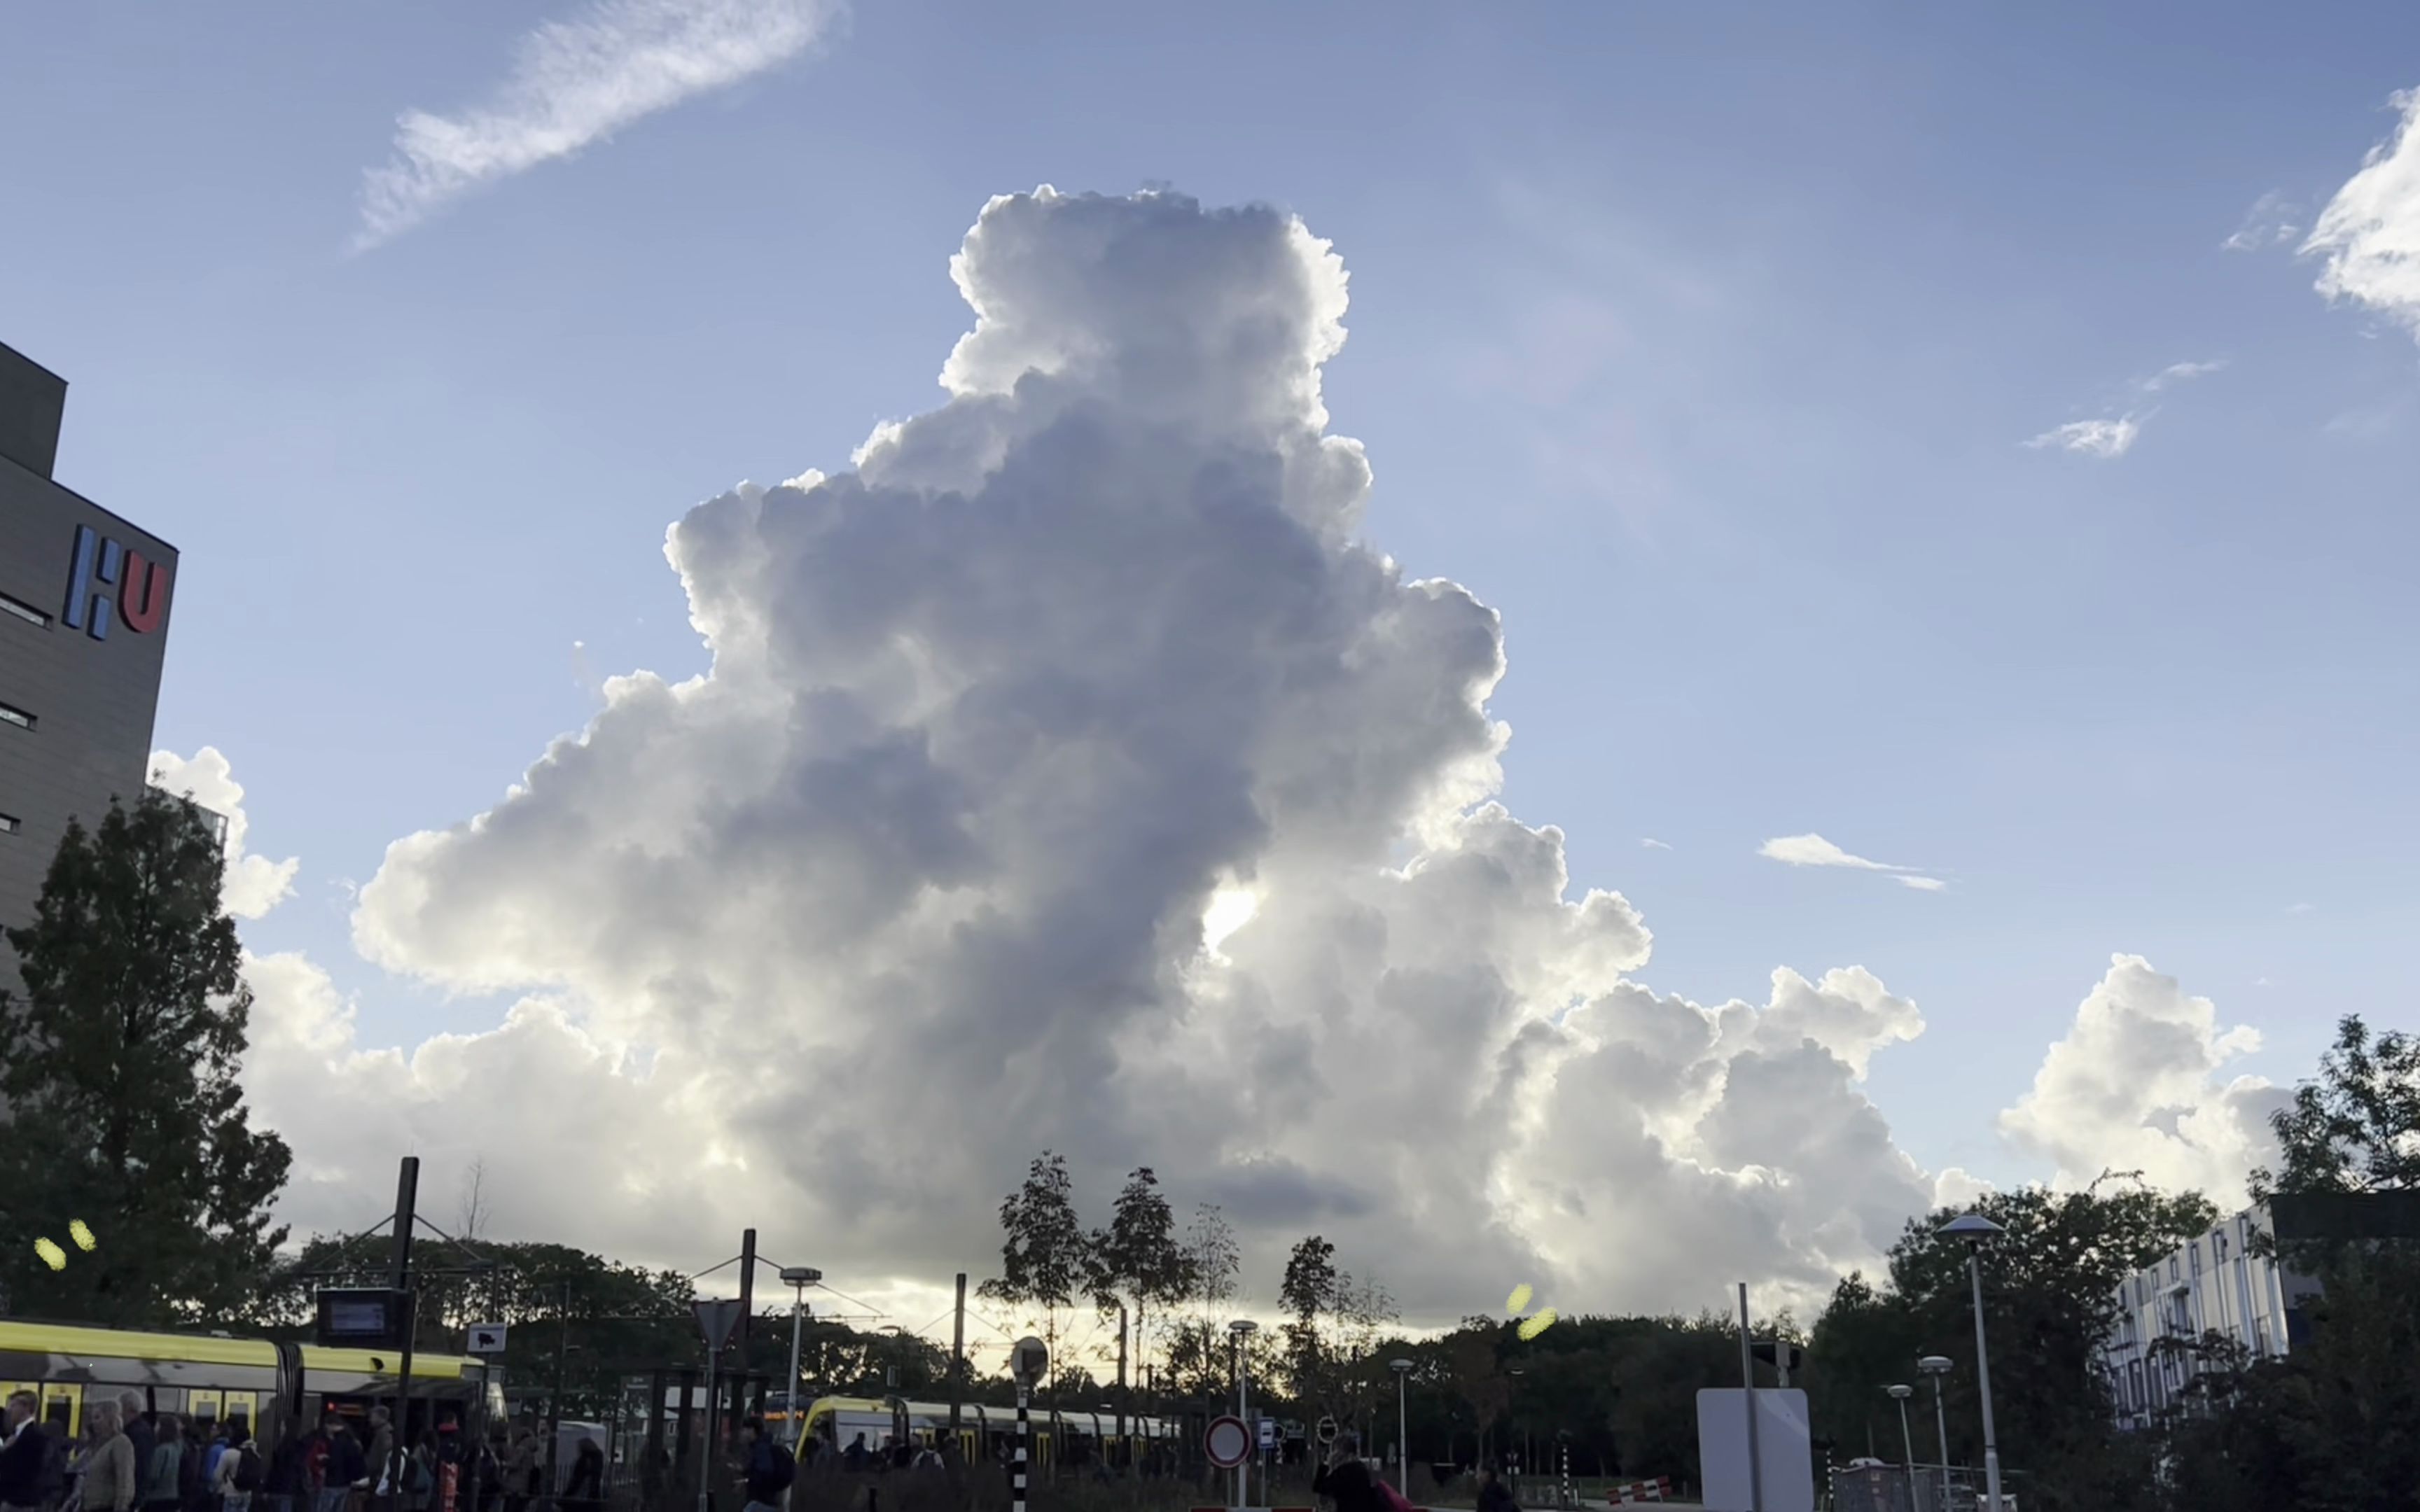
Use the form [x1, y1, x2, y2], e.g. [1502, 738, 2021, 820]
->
[62, 524, 172, 641]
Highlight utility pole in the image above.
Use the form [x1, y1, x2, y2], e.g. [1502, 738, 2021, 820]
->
[949, 1275, 967, 1438]
[1737, 1284, 1763, 1512]
[735, 1229, 757, 1437]
[391, 1156, 419, 1497]
[546, 1278, 571, 1502]
[1115, 1302, 1129, 1477]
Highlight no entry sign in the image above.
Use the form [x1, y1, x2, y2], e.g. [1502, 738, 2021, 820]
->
[1205, 1415, 1253, 1469]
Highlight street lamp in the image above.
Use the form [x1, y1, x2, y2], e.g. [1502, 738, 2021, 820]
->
[1938, 1213, 2006, 1512]
[1884, 1385, 1914, 1473]
[779, 1267, 822, 1451]
[1389, 1360, 1414, 1494]
[1918, 1356, 1953, 1511]
[1231, 1322, 1259, 1511]
[1505, 1366, 1524, 1480]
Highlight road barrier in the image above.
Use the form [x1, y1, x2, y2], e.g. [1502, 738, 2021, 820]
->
[1607, 1478, 1671, 1504]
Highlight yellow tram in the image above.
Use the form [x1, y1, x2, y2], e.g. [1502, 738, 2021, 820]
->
[0, 1320, 503, 1453]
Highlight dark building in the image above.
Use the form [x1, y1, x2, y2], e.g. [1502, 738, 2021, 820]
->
[0, 340, 181, 990]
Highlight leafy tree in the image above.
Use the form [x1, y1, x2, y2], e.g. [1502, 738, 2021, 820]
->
[1279, 1235, 1341, 1404]
[1088, 1168, 1190, 1399]
[980, 1150, 1095, 1428]
[0, 791, 292, 1324]
[2254, 1014, 2420, 1199]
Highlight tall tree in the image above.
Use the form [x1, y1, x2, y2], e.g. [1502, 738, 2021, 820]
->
[979, 1151, 1093, 1413]
[2254, 1013, 2420, 1199]
[1090, 1168, 1190, 1404]
[0, 791, 291, 1324]
[1280, 1234, 1342, 1404]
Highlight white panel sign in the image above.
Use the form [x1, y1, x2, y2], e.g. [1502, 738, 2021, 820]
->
[1696, 1388, 1814, 1512]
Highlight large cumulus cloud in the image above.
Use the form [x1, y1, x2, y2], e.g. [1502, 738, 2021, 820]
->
[230, 188, 1979, 1323]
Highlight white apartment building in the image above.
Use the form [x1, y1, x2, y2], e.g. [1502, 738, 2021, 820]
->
[2096, 1204, 2320, 1430]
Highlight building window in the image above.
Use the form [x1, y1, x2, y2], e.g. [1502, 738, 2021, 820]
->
[2171, 1256, 2182, 1282]
[0, 592, 48, 627]
[2191, 1245, 2203, 1278]
[0, 701, 32, 731]
[0, 813, 17, 834]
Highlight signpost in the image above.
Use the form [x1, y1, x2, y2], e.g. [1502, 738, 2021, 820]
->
[467, 1324, 508, 1355]
[1011, 1338, 1048, 1512]
[694, 1300, 744, 1512]
[1316, 1417, 1337, 1448]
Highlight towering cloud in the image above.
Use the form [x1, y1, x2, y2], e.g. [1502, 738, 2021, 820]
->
[239, 188, 1966, 1321]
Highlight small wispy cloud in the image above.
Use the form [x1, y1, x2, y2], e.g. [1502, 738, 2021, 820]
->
[2286, 901, 2318, 916]
[1758, 833, 1945, 892]
[2023, 360, 2223, 460]
[2143, 358, 2228, 392]
[1641, 837, 1671, 850]
[2225, 190, 2304, 252]
[2026, 416, 2143, 458]
[356, 0, 843, 250]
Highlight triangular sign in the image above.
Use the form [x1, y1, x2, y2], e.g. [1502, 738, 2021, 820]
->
[695, 1298, 744, 1352]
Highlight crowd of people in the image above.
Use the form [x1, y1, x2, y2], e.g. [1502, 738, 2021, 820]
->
[0, 1394, 606, 1512]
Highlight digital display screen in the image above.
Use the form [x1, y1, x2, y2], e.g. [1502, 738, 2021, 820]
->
[326, 1299, 390, 1334]
[316, 1289, 407, 1345]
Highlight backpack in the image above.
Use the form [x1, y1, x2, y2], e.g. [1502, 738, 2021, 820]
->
[1375, 1476, 1421, 1512]
[235, 1448, 263, 1493]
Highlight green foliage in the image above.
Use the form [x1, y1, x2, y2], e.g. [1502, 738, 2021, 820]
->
[2254, 1013, 2420, 1200]
[1804, 1182, 2212, 1511]
[0, 791, 292, 1325]
[978, 1151, 1091, 1372]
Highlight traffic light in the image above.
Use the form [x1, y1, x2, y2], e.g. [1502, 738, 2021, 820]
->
[1751, 1340, 1805, 1380]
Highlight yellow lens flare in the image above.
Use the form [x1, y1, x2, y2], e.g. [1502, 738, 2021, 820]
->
[34, 1238, 65, 1271]
[1517, 1308, 1557, 1342]
[70, 1221, 95, 1252]
[1505, 1284, 1533, 1316]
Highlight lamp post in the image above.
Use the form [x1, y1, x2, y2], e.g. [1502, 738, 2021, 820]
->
[1918, 1356, 1952, 1512]
[1505, 1366, 1524, 1486]
[1231, 1321, 1258, 1512]
[779, 1267, 821, 1452]
[1390, 1359, 1413, 1494]
[1938, 1214, 2006, 1512]
[1885, 1385, 1914, 1472]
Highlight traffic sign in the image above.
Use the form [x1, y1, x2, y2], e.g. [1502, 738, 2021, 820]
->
[1258, 1418, 1278, 1450]
[1315, 1417, 1337, 1446]
[1011, 1336, 1050, 1388]
[1204, 1415, 1252, 1469]
[695, 1298, 744, 1352]
[466, 1323, 508, 1354]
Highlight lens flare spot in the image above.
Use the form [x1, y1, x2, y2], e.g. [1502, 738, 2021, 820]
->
[1505, 1284, 1533, 1316]
[70, 1220, 95, 1252]
[34, 1238, 65, 1271]
[1517, 1308, 1557, 1341]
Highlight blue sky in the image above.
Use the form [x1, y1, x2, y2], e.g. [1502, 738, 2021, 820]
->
[7, 1, 2420, 1297]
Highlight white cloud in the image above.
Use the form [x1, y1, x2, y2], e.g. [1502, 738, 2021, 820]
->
[149, 748, 300, 920]
[2286, 901, 2318, 916]
[244, 186, 1961, 1322]
[355, 0, 843, 248]
[1998, 955, 2287, 1210]
[1759, 834, 1944, 892]
[2025, 415, 2142, 458]
[205, 189, 2280, 1336]
[2224, 190, 2303, 253]
[1641, 837, 1671, 850]
[2307, 90, 2420, 337]
[2143, 359, 2227, 392]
